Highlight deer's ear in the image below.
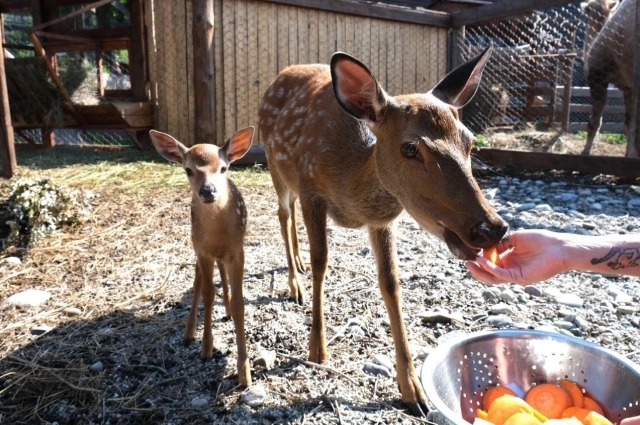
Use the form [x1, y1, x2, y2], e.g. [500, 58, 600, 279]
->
[149, 130, 188, 164]
[330, 52, 388, 125]
[431, 45, 492, 108]
[223, 126, 254, 163]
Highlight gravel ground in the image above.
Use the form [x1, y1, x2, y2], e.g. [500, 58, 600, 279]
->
[1, 160, 640, 425]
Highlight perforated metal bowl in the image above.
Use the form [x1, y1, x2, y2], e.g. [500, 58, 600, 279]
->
[420, 330, 640, 425]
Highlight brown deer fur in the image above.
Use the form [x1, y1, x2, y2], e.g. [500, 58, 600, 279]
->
[258, 48, 508, 416]
[582, 0, 639, 157]
[149, 127, 254, 387]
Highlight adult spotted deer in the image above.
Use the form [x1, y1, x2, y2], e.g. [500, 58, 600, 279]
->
[149, 127, 254, 387]
[258, 47, 508, 416]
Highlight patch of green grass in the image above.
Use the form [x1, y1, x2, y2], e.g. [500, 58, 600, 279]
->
[576, 130, 588, 139]
[474, 134, 490, 148]
[5, 146, 273, 195]
[602, 132, 626, 145]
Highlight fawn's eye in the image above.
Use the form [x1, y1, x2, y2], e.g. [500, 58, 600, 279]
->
[221, 166, 227, 174]
[185, 168, 193, 177]
[401, 142, 418, 158]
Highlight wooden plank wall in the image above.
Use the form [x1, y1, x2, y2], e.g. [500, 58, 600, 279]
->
[147, 0, 448, 146]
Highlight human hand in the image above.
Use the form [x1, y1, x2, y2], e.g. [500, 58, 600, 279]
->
[465, 229, 572, 286]
[621, 416, 640, 425]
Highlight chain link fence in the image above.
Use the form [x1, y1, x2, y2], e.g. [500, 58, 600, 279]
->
[456, 0, 639, 156]
[2, 1, 137, 147]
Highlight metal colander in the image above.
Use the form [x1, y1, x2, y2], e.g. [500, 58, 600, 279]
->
[420, 330, 640, 425]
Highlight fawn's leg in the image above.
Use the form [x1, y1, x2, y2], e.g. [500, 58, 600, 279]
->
[289, 199, 306, 274]
[217, 259, 231, 318]
[369, 224, 429, 417]
[622, 89, 640, 158]
[226, 250, 251, 387]
[583, 71, 608, 155]
[300, 196, 328, 363]
[199, 256, 216, 359]
[184, 260, 202, 345]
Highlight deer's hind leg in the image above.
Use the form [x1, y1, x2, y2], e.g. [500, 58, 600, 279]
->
[584, 69, 609, 155]
[269, 166, 306, 305]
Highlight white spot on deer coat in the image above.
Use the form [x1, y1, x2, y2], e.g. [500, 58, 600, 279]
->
[275, 152, 288, 161]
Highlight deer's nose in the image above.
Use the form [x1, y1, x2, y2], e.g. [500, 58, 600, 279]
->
[469, 217, 509, 247]
[198, 185, 217, 203]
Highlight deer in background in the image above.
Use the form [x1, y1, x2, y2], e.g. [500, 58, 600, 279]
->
[581, 0, 639, 157]
[258, 47, 508, 416]
[149, 127, 254, 387]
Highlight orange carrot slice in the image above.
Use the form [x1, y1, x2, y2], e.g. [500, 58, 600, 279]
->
[524, 383, 573, 420]
[562, 407, 593, 422]
[559, 379, 584, 408]
[583, 397, 605, 416]
[484, 246, 501, 266]
[484, 386, 518, 410]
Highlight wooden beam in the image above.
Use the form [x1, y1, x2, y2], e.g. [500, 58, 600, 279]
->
[129, 0, 147, 101]
[0, 17, 17, 178]
[452, 0, 578, 28]
[33, 30, 98, 45]
[261, 0, 452, 28]
[472, 148, 640, 178]
[192, 0, 216, 144]
[30, 0, 113, 32]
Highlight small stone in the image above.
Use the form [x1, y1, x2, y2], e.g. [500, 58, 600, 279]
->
[427, 410, 449, 425]
[241, 385, 267, 407]
[617, 305, 637, 314]
[486, 315, 513, 327]
[304, 317, 313, 326]
[253, 350, 276, 370]
[360, 247, 370, 256]
[190, 396, 209, 407]
[524, 286, 543, 297]
[554, 294, 584, 308]
[3, 289, 51, 307]
[490, 303, 514, 315]
[31, 324, 51, 335]
[482, 287, 501, 301]
[416, 346, 433, 360]
[3, 256, 21, 265]
[574, 316, 590, 331]
[516, 203, 536, 212]
[348, 325, 365, 336]
[500, 289, 517, 303]
[363, 361, 392, 378]
[372, 354, 394, 373]
[63, 307, 82, 317]
[88, 361, 104, 372]
[553, 320, 574, 330]
[535, 325, 559, 333]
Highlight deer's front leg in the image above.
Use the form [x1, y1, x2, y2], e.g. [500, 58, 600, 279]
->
[300, 196, 328, 363]
[226, 251, 251, 387]
[217, 260, 232, 318]
[184, 260, 203, 345]
[199, 256, 216, 360]
[369, 225, 429, 417]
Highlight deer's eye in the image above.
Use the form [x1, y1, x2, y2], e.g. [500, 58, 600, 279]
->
[221, 166, 227, 174]
[401, 142, 418, 158]
[185, 168, 194, 177]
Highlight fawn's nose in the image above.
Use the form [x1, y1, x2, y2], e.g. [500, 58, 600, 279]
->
[469, 216, 509, 247]
[198, 185, 217, 203]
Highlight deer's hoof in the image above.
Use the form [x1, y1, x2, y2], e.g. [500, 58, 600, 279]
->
[183, 338, 195, 347]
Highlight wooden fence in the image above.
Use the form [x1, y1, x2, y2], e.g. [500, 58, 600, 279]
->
[145, 0, 449, 146]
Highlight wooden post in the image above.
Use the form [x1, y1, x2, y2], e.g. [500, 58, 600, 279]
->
[192, 0, 216, 145]
[129, 0, 148, 101]
[0, 18, 17, 178]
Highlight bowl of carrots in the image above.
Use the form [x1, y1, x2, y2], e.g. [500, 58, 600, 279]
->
[420, 330, 640, 425]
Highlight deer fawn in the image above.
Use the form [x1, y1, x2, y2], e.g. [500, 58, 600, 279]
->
[149, 127, 254, 387]
[258, 47, 508, 416]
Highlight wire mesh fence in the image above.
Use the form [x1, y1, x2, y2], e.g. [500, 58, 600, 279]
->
[2, 1, 137, 147]
[456, 0, 639, 157]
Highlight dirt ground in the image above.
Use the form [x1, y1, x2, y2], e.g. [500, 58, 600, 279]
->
[0, 131, 635, 425]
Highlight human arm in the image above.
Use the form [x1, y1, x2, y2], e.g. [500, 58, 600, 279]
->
[465, 229, 640, 285]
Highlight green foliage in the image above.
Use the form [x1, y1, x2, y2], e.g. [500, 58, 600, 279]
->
[1, 178, 94, 248]
[602, 132, 626, 145]
[474, 134, 490, 148]
[576, 131, 588, 139]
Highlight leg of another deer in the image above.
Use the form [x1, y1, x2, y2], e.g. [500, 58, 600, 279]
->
[199, 256, 216, 359]
[217, 260, 231, 319]
[184, 260, 202, 345]
[277, 194, 305, 305]
[369, 224, 429, 417]
[301, 196, 328, 364]
[290, 199, 306, 274]
[227, 251, 251, 387]
[583, 75, 608, 155]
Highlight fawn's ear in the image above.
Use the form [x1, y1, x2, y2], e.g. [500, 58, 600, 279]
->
[222, 126, 254, 163]
[149, 130, 189, 164]
[330, 52, 389, 126]
[431, 45, 492, 108]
